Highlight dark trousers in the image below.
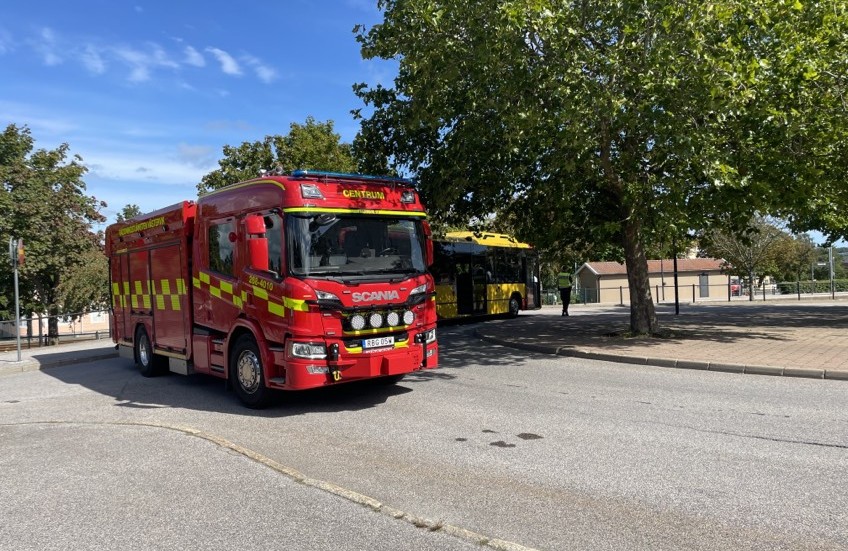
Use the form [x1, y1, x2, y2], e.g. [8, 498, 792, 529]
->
[559, 287, 572, 314]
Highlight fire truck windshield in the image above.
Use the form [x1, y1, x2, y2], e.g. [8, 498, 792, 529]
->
[286, 214, 428, 278]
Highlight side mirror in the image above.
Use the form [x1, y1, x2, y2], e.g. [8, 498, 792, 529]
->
[422, 220, 434, 267]
[245, 214, 269, 271]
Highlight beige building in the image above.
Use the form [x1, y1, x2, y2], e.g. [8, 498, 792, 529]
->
[575, 258, 729, 304]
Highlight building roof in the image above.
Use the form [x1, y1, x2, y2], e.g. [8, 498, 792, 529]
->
[579, 258, 725, 276]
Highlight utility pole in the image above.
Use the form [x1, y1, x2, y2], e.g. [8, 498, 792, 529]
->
[829, 246, 835, 299]
[8, 237, 23, 362]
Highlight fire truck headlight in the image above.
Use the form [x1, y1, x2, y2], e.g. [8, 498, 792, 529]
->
[369, 312, 384, 328]
[409, 284, 427, 296]
[350, 314, 366, 331]
[315, 290, 340, 301]
[386, 311, 400, 327]
[301, 184, 324, 199]
[288, 341, 327, 360]
[402, 310, 415, 325]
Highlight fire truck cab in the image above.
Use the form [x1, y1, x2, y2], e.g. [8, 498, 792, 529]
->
[106, 170, 438, 408]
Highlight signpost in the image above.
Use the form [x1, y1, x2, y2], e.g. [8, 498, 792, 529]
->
[8, 237, 23, 362]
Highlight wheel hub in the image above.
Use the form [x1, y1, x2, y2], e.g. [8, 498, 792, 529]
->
[237, 351, 261, 394]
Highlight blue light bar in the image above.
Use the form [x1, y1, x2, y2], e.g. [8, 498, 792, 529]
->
[290, 169, 413, 186]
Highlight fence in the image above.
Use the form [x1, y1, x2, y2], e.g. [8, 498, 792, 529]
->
[0, 310, 111, 350]
[573, 280, 848, 306]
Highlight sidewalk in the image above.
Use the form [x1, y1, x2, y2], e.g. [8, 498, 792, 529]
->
[475, 301, 848, 381]
[0, 338, 117, 376]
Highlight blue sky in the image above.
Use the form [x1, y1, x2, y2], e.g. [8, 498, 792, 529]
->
[0, 0, 393, 228]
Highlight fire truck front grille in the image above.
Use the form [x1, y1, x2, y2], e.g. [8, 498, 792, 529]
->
[342, 308, 415, 333]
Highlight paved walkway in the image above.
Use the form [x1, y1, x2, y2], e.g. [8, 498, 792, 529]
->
[476, 301, 848, 380]
[4, 301, 848, 381]
[0, 337, 117, 376]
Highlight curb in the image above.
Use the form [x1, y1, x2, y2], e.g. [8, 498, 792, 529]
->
[475, 330, 846, 382]
[0, 351, 118, 376]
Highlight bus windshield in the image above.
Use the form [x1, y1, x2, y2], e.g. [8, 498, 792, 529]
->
[286, 214, 427, 278]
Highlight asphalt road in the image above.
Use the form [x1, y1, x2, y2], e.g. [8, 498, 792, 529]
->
[1, 322, 847, 550]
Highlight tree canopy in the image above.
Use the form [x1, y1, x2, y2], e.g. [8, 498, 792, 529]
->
[198, 116, 358, 193]
[0, 124, 106, 338]
[355, 0, 848, 333]
[116, 204, 142, 222]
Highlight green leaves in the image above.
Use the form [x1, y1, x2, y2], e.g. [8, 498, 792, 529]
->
[0, 124, 106, 327]
[354, 0, 847, 332]
[198, 117, 358, 194]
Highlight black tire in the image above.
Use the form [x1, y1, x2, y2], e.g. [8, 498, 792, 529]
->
[508, 295, 521, 318]
[134, 326, 163, 377]
[230, 335, 273, 409]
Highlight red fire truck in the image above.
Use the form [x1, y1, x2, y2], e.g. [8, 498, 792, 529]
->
[105, 170, 438, 408]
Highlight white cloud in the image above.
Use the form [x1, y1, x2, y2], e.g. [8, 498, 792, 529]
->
[183, 45, 205, 67]
[84, 150, 212, 184]
[35, 27, 62, 66]
[80, 45, 106, 74]
[0, 29, 13, 55]
[206, 47, 242, 76]
[113, 43, 178, 83]
[177, 143, 216, 169]
[243, 55, 278, 84]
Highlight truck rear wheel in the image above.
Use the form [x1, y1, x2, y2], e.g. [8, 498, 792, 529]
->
[230, 335, 273, 409]
[134, 327, 163, 377]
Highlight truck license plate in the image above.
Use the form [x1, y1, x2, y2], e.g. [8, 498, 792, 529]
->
[362, 336, 394, 349]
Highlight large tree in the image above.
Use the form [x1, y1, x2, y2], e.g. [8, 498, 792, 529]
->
[198, 116, 358, 193]
[354, 0, 847, 333]
[0, 124, 106, 341]
[700, 216, 784, 300]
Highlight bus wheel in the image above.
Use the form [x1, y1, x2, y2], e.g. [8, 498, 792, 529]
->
[508, 295, 521, 318]
[134, 326, 161, 377]
[230, 335, 273, 409]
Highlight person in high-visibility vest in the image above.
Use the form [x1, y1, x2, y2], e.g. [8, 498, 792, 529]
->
[557, 271, 572, 316]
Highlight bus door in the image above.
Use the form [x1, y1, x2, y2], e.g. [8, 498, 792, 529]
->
[455, 257, 487, 316]
[523, 254, 541, 309]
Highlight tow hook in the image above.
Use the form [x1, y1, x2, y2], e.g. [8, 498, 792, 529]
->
[327, 343, 342, 382]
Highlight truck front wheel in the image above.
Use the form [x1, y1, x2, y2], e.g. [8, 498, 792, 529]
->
[230, 335, 273, 409]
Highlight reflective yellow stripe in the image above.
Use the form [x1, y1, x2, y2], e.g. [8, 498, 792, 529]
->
[219, 280, 233, 294]
[268, 302, 285, 317]
[283, 207, 426, 217]
[199, 272, 210, 284]
[253, 286, 269, 300]
[284, 297, 308, 312]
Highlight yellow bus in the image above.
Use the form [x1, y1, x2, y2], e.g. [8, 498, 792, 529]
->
[431, 232, 541, 319]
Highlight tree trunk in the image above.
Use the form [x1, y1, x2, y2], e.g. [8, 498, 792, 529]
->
[623, 216, 660, 335]
[47, 304, 60, 346]
[748, 270, 755, 302]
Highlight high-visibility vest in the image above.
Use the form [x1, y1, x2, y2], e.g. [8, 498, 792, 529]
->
[557, 272, 572, 288]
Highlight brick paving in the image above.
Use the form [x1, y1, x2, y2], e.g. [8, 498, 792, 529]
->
[475, 301, 848, 380]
